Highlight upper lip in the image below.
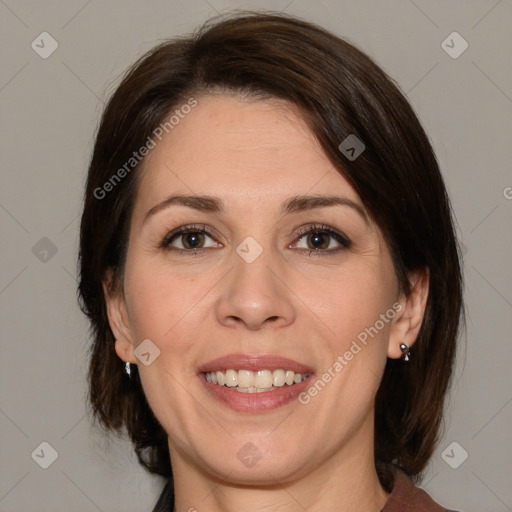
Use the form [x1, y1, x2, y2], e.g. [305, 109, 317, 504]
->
[197, 354, 315, 374]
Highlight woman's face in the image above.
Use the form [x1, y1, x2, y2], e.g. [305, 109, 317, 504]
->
[106, 94, 414, 484]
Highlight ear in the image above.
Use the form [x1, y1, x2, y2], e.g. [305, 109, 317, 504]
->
[102, 269, 136, 364]
[387, 268, 429, 359]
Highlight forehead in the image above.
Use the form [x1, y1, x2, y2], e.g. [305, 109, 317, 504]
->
[133, 94, 360, 215]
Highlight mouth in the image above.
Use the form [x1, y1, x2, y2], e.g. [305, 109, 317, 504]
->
[203, 368, 309, 392]
[197, 354, 314, 412]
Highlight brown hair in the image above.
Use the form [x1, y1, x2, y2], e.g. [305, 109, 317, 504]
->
[78, 11, 463, 484]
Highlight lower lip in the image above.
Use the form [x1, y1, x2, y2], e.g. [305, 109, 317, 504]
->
[199, 373, 313, 413]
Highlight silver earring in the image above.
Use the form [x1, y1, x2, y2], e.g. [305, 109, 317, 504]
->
[124, 361, 131, 377]
[400, 343, 411, 362]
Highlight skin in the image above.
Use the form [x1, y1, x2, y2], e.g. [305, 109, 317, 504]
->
[104, 93, 429, 512]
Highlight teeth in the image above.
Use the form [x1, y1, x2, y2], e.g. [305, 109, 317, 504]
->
[204, 369, 308, 390]
[216, 371, 225, 386]
[225, 369, 237, 387]
[254, 370, 272, 388]
[238, 369, 253, 388]
[273, 369, 285, 387]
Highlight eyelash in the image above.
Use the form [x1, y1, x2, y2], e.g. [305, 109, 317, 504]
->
[294, 224, 351, 256]
[159, 223, 351, 257]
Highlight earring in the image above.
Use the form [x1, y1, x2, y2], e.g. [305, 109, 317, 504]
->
[400, 343, 411, 362]
[124, 361, 131, 377]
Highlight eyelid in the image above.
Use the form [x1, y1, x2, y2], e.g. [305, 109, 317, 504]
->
[160, 222, 351, 254]
[292, 223, 352, 249]
[160, 224, 222, 250]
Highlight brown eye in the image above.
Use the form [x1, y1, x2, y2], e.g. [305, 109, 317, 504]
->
[181, 232, 206, 249]
[306, 232, 330, 250]
[161, 225, 222, 252]
[291, 224, 351, 255]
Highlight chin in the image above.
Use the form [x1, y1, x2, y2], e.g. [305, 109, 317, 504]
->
[188, 432, 318, 485]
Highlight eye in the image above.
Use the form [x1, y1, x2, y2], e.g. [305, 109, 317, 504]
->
[161, 224, 222, 252]
[291, 224, 351, 255]
[160, 223, 350, 256]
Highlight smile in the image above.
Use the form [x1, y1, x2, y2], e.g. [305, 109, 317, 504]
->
[198, 354, 315, 412]
[204, 369, 309, 392]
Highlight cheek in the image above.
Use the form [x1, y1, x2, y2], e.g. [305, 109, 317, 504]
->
[297, 259, 397, 354]
[311, 259, 397, 411]
[304, 273, 395, 428]
[122, 258, 209, 440]
[123, 252, 207, 346]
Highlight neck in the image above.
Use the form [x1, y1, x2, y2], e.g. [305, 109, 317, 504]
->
[168, 417, 389, 512]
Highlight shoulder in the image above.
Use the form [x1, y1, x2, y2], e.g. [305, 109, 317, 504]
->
[151, 479, 174, 512]
[381, 465, 460, 512]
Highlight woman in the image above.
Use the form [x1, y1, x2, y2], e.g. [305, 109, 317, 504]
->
[78, 12, 463, 512]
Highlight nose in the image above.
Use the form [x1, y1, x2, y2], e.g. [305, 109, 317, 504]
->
[214, 245, 296, 331]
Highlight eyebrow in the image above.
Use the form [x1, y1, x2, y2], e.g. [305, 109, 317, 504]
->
[143, 194, 368, 224]
[282, 195, 368, 223]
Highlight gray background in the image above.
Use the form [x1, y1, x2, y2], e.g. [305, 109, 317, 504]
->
[1, 0, 511, 511]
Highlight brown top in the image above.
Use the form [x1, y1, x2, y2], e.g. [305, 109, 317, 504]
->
[152, 465, 458, 512]
[380, 466, 458, 512]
